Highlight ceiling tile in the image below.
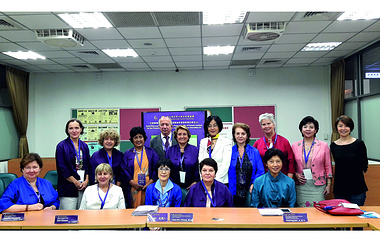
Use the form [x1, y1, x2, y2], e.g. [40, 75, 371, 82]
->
[159, 26, 201, 38]
[165, 37, 201, 48]
[202, 24, 243, 37]
[323, 19, 377, 33]
[246, 12, 295, 22]
[284, 21, 332, 34]
[76, 28, 124, 40]
[10, 14, 70, 29]
[118, 27, 162, 39]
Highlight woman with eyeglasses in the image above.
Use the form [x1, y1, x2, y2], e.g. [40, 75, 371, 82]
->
[121, 126, 159, 208]
[0, 153, 59, 213]
[198, 115, 233, 185]
[145, 159, 182, 207]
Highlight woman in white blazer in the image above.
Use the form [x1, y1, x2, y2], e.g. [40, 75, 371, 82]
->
[199, 115, 232, 185]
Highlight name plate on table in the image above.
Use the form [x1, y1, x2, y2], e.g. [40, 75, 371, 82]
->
[1, 213, 25, 221]
[170, 213, 193, 222]
[147, 213, 168, 222]
[283, 213, 308, 222]
[54, 215, 78, 224]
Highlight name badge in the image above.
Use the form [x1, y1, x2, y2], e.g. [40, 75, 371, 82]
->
[77, 170, 85, 182]
[138, 173, 146, 185]
[303, 169, 313, 180]
[237, 172, 246, 185]
[179, 171, 186, 184]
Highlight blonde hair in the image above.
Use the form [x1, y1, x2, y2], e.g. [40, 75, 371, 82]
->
[174, 125, 191, 142]
[98, 128, 120, 146]
[95, 163, 113, 182]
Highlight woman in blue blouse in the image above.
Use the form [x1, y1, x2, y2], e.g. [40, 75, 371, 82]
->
[229, 123, 264, 207]
[0, 153, 59, 213]
[145, 159, 182, 207]
[251, 148, 296, 208]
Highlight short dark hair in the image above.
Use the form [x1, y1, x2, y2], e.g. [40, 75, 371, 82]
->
[20, 153, 43, 172]
[155, 158, 174, 174]
[232, 122, 251, 144]
[204, 115, 223, 136]
[298, 116, 319, 137]
[199, 158, 218, 174]
[65, 118, 84, 136]
[129, 126, 147, 141]
[335, 115, 354, 132]
[263, 148, 285, 164]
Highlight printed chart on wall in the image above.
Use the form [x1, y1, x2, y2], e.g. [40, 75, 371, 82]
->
[71, 108, 159, 155]
[185, 105, 275, 145]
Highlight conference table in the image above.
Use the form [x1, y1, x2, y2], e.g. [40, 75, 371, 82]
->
[1, 207, 380, 230]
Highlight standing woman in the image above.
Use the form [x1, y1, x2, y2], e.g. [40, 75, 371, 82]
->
[229, 123, 264, 207]
[330, 115, 368, 206]
[89, 128, 124, 186]
[199, 115, 232, 185]
[253, 113, 295, 178]
[166, 125, 200, 202]
[55, 118, 90, 210]
[121, 126, 159, 208]
[291, 116, 333, 207]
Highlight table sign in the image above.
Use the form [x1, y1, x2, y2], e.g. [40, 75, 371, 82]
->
[54, 215, 78, 224]
[170, 213, 193, 222]
[1, 213, 25, 221]
[283, 213, 308, 222]
[147, 213, 168, 222]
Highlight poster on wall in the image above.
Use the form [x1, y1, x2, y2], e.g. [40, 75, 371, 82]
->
[142, 111, 207, 147]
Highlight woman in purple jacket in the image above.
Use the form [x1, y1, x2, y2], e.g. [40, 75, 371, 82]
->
[184, 158, 233, 207]
[55, 118, 90, 210]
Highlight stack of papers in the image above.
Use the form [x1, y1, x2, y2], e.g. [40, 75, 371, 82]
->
[132, 205, 159, 216]
[258, 208, 285, 216]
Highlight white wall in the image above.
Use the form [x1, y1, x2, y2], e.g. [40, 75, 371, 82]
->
[27, 66, 331, 157]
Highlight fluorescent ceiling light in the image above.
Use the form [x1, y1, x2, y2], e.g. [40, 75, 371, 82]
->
[102, 49, 138, 57]
[2, 51, 46, 60]
[338, 12, 380, 20]
[204, 46, 235, 55]
[301, 42, 342, 51]
[58, 12, 112, 28]
[203, 11, 247, 25]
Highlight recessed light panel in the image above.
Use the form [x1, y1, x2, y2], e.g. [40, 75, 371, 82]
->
[301, 42, 342, 51]
[3, 51, 46, 60]
[58, 12, 112, 28]
[204, 46, 235, 55]
[203, 11, 247, 25]
[338, 12, 380, 20]
[102, 49, 138, 57]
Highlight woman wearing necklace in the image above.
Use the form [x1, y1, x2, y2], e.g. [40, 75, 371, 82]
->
[145, 159, 182, 207]
[184, 158, 233, 207]
[291, 116, 332, 207]
[80, 163, 125, 210]
[253, 113, 295, 178]
[55, 118, 90, 210]
[330, 115, 368, 206]
[121, 126, 159, 208]
[89, 128, 124, 186]
[166, 125, 200, 203]
[0, 153, 59, 213]
[228, 123, 264, 207]
[198, 115, 232, 185]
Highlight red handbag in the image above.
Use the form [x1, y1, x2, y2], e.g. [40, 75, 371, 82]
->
[314, 199, 364, 216]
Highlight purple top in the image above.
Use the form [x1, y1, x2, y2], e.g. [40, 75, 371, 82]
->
[166, 144, 200, 188]
[55, 137, 90, 197]
[89, 148, 124, 185]
[184, 180, 233, 207]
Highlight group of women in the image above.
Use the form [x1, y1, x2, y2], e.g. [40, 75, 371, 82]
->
[0, 113, 368, 213]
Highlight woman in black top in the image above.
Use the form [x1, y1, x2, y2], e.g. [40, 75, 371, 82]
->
[330, 115, 368, 206]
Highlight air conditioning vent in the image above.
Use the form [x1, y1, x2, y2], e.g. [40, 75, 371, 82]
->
[0, 18, 25, 30]
[78, 51, 99, 55]
[241, 47, 262, 52]
[242, 22, 286, 42]
[72, 65, 90, 69]
[35, 29, 84, 47]
[292, 12, 343, 21]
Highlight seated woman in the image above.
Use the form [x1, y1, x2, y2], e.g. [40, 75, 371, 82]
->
[145, 159, 182, 207]
[79, 163, 125, 210]
[184, 158, 233, 207]
[0, 153, 59, 213]
[251, 148, 296, 208]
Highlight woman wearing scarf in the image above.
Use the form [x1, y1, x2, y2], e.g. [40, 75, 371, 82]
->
[198, 115, 232, 185]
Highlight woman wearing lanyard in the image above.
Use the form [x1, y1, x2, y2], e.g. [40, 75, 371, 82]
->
[0, 153, 59, 213]
[198, 115, 232, 185]
[291, 116, 332, 207]
[55, 118, 90, 210]
[184, 158, 233, 207]
[253, 113, 295, 178]
[166, 125, 200, 203]
[89, 128, 124, 186]
[228, 123, 264, 207]
[145, 159, 182, 207]
[121, 126, 159, 208]
[80, 163, 125, 210]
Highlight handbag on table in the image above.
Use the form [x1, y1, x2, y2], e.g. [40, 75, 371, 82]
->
[314, 199, 364, 216]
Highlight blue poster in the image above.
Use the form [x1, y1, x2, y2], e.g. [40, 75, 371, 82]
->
[142, 111, 207, 147]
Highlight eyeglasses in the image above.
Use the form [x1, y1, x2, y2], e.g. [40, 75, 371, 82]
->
[208, 124, 218, 128]
[158, 167, 171, 173]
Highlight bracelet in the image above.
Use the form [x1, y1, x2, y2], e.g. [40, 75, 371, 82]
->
[25, 204, 29, 211]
